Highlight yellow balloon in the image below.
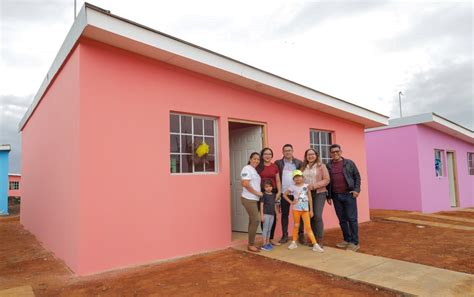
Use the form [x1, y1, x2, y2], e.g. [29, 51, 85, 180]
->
[196, 141, 209, 158]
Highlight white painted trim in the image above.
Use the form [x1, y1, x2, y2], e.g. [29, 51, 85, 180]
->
[19, 3, 389, 132]
[0, 144, 12, 151]
[18, 6, 88, 131]
[365, 113, 474, 144]
[432, 113, 473, 138]
[8, 174, 21, 177]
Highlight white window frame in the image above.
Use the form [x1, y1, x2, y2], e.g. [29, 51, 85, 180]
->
[170, 112, 218, 175]
[9, 181, 19, 190]
[468, 152, 474, 176]
[309, 130, 333, 164]
[434, 149, 445, 177]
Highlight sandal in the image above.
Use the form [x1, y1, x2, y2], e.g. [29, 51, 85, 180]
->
[270, 239, 281, 246]
[248, 246, 260, 252]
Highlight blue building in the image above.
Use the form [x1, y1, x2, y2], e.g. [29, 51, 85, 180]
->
[0, 144, 11, 215]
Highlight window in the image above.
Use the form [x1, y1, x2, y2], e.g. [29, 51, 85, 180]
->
[9, 181, 19, 190]
[309, 130, 332, 164]
[468, 153, 474, 175]
[170, 113, 217, 173]
[434, 149, 445, 177]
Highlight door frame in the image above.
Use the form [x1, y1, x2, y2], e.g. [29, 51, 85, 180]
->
[446, 150, 460, 207]
[228, 118, 268, 147]
[228, 118, 268, 237]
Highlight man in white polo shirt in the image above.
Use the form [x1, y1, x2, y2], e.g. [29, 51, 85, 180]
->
[275, 144, 303, 244]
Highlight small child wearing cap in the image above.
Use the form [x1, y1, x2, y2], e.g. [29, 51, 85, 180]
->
[283, 169, 324, 252]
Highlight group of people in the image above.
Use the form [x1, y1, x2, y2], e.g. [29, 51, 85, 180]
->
[240, 144, 361, 253]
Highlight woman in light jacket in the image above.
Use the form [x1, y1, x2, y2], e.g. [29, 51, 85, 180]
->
[241, 152, 263, 252]
[301, 148, 330, 246]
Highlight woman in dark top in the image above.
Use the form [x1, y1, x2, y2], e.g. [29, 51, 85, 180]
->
[257, 147, 282, 246]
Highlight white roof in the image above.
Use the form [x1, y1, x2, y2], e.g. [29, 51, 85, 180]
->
[366, 113, 474, 144]
[0, 144, 12, 151]
[19, 3, 388, 131]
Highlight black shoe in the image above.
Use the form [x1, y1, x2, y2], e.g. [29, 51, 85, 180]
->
[279, 234, 288, 244]
[298, 234, 305, 245]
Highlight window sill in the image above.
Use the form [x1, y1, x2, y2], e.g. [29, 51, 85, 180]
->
[171, 172, 219, 176]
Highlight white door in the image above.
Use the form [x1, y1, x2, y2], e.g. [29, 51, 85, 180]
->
[446, 152, 458, 207]
[230, 126, 263, 232]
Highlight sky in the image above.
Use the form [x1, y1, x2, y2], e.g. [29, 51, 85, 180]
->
[1, 0, 473, 173]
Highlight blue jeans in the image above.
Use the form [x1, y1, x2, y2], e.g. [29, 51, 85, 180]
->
[333, 193, 359, 245]
[262, 214, 275, 240]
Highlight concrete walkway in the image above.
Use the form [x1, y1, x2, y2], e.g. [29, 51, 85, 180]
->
[384, 216, 474, 231]
[233, 244, 474, 297]
[0, 285, 35, 297]
[409, 212, 474, 224]
[458, 208, 474, 213]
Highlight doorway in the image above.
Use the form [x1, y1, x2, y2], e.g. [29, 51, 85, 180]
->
[446, 151, 459, 207]
[228, 120, 265, 234]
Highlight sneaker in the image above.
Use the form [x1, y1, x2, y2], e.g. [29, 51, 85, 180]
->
[261, 244, 271, 251]
[266, 243, 273, 251]
[288, 241, 298, 250]
[312, 243, 324, 253]
[279, 235, 288, 244]
[346, 243, 360, 252]
[336, 241, 349, 248]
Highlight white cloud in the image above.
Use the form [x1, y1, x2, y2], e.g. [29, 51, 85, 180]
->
[0, 0, 472, 173]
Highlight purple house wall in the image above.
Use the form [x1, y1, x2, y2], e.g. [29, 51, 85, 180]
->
[366, 113, 474, 213]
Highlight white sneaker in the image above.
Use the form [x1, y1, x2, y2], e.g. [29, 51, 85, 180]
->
[288, 241, 298, 250]
[312, 243, 324, 253]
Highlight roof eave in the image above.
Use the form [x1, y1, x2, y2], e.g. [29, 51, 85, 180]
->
[18, 5, 88, 132]
[366, 113, 474, 144]
[19, 3, 388, 132]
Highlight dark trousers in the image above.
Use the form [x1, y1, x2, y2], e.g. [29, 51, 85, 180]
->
[333, 192, 359, 245]
[257, 203, 277, 240]
[310, 190, 327, 243]
[281, 195, 303, 237]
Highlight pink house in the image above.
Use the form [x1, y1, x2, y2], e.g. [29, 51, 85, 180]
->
[366, 113, 474, 213]
[19, 4, 387, 275]
[8, 174, 21, 198]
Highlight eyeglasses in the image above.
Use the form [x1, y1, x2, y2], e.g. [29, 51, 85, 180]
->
[330, 150, 341, 154]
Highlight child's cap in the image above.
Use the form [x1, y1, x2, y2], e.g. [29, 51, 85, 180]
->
[292, 169, 303, 178]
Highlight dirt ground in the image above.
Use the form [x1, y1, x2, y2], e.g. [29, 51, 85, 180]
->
[0, 218, 399, 297]
[323, 209, 474, 274]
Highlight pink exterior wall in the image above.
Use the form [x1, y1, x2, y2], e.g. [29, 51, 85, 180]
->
[8, 175, 21, 197]
[366, 125, 474, 213]
[365, 125, 422, 211]
[20, 46, 81, 272]
[416, 125, 474, 212]
[22, 38, 371, 275]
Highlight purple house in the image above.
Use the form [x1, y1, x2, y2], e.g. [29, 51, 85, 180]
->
[365, 113, 474, 213]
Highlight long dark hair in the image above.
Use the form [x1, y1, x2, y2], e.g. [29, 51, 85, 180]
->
[301, 148, 321, 170]
[247, 152, 261, 165]
[256, 147, 273, 173]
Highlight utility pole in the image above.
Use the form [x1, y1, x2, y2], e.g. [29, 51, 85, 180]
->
[398, 91, 404, 118]
[74, 0, 76, 19]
